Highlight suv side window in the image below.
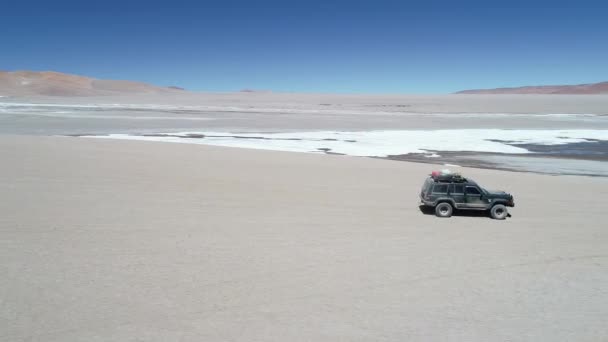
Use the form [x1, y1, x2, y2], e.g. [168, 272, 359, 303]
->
[465, 186, 481, 195]
[432, 184, 448, 194]
[452, 184, 464, 194]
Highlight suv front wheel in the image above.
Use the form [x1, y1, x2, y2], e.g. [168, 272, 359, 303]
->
[490, 204, 508, 220]
[435, 202, 453, 218]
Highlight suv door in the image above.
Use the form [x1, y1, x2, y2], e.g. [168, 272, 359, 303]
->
[450, 184, 465, 207]
[465, 186, 485, 208]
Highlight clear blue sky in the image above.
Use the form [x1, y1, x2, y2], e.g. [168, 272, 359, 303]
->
[1, 0, 607, 93]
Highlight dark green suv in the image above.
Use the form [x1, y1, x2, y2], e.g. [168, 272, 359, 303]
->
[419, 172, 515, 219]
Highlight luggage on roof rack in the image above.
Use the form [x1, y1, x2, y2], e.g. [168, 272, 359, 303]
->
[430, 170, 466, 183]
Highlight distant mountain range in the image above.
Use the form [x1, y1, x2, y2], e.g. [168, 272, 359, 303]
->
[456, 81, 608, 94]
[0, 71, 185, 97]
[2, 70, 607, 96]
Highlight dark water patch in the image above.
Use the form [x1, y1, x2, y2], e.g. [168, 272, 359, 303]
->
[228, 135, 268, 140]
[512, 141, 608, 159]
[133, 133, 204, 139]
[486, 139, 521, 144]
[184, 133, 206, 139]
[485, 139, 608, 160]
[385, 151, 608, 177]
[67, 133, 109, 137]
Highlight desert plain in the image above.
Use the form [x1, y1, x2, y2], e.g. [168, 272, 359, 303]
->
[1, 91, 608, 341]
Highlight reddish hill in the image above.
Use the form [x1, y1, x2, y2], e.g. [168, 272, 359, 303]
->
[0, 70, 185, 97]
[456, 81, 608, 94]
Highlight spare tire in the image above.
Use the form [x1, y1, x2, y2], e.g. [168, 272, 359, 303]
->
[435, 202, 453, 218]
[490, 204, 508, 220]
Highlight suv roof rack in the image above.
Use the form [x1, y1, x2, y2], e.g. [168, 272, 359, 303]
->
[430, 170, 467, 183]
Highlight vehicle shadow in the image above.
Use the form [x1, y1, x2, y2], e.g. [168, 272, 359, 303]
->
[418, 206, 512, 219]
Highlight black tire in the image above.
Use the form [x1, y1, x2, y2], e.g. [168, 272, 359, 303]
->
[435, 202, 453, 218]
[490, 204, 508, 220]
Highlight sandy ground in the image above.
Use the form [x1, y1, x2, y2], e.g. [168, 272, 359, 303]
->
[1, 136, 607, 341]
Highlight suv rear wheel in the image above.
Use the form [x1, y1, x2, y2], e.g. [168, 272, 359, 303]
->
[435, 202, 453, 218]
[490, 204, 508, 220]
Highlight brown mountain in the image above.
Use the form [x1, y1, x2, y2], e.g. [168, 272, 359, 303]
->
[456, 81, 608, 94]
[0, 70, 185, 97]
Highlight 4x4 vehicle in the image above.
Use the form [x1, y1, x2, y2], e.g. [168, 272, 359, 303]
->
[419, 170, 515, 219]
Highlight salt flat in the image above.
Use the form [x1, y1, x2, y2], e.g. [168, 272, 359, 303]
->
[1, 93, 608, 135]
[1, 136, 607, 341]
[88, 129, 608, 156]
